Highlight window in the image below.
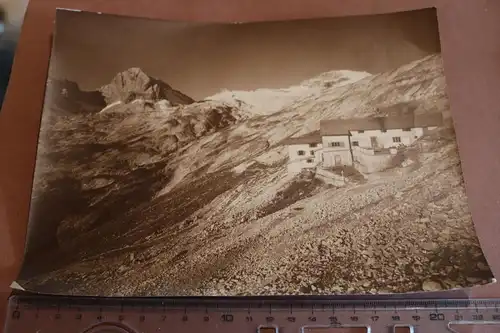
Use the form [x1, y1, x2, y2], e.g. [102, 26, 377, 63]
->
[358, 130, 365, 133]
[352, 141, 359, 147]
[329, 142, 343, 147]
[298, 150, 305, 156]
[306, 159, 313, 163]
[381, 129, 387, 133]
[392, 137, 401, 143]
[309, 143, 317, 148]
[403, 128, 411, 132]
[310, 151, 315, 156]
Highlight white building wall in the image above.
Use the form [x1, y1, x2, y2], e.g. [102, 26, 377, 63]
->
[352, 146, 394, 173]
[348, 133, 372, 148]
[412, 127, 424, 137]
[321, 135, 353, 167]
[322, 135, 351, 148]
[350, 129, 418, 149]
[287, 143, 323, 174]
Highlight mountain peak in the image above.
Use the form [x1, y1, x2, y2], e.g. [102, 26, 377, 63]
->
[125, 67, 145, 73]
[116, 67, 150, 81]
[100, 67, 195, 106]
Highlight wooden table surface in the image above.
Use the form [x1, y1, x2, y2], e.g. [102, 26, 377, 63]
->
[1, 0, 500, 329]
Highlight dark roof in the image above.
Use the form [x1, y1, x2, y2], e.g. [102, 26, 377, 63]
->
[414, 112, 444, 127]
[320, 111, 443, 136]
[320, 118, 385, 136]
[283, 130, 322, 145]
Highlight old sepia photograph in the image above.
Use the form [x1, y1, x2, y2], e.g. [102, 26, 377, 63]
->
[15, 8, 494, 296]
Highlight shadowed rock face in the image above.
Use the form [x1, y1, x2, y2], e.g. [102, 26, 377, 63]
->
[100, 67, 195, 105]
[49, 79, 107, 114]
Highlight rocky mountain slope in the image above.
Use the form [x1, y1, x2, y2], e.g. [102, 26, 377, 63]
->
[18, 54, 493, 296]
[206, 70, 371, 116]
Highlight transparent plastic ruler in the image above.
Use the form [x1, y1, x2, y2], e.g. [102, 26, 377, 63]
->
[4, 295, 500, 333]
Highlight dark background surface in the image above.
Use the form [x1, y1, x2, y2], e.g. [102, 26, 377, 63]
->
[0, 8, 19, 109]
[1, 0, 500, 328]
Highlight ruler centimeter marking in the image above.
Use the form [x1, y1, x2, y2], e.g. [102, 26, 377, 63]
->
[4, 295, 500, 333]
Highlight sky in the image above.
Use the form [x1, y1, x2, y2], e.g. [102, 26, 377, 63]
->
[50, 8, 441, 100]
